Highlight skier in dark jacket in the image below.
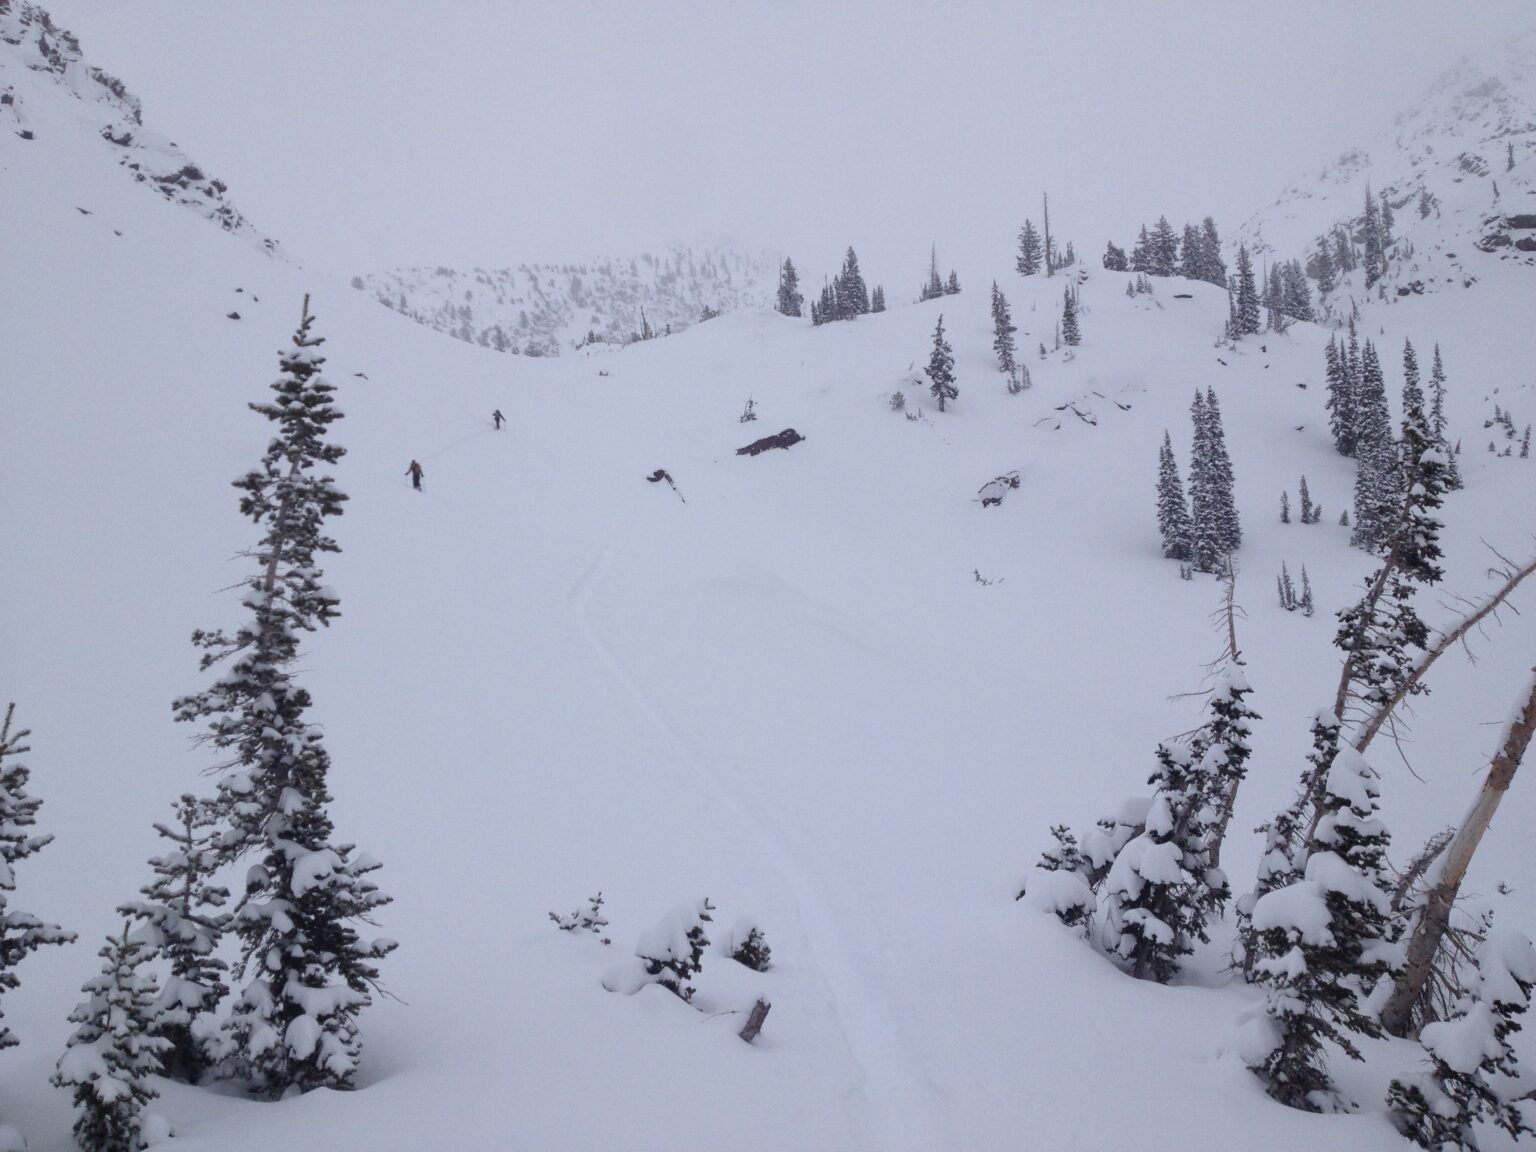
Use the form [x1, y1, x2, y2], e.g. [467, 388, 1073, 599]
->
[406, 459, 424, 490]
[493, 409, 505, 430]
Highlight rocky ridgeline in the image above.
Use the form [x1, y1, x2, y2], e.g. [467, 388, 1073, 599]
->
[355, 244, 777, 358]
[1238, 35, 1536, 308]
[0, 1, 276, 251]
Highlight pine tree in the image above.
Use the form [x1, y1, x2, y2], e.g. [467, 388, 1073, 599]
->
[945, 270, 960, 295]
[925, 314, 957, 412]
[1313, 235, 1337, 296]
[837, 247, 869, 316]
[1325, 335, 1358, 457]
[1299, 566, 1314, 616]
[1278, 564, 1296, 610]
[990, 282, 1018, 383]
[1521, 425, 1531, 459]
[1282, 260, 1313, 321]
[870, 285, 885, 313]
[1188, 392, 1218, 572]
[1016, 220, 1043, 276]
[1102, 241, 1128, 271]
[52, 925, 170, 1152]
[1177, 223, 1202, 279]
[1150, 216, 1178, 277]
[1351, 340, 1398, 550]
[1280, 491, 1291, 524]
[170, 299, 394, 1097]
[1060, 285, 1081, 346]
[1156, 431, 1193, 562]
[0, 704, 75, 1053]
[1247, 726, 1393, 1111]
[118, 795, 229, 1083]
[1400, 339, 1423, 429]
[1388, 928, 1536, 1149]
[775, 258, 802, 317]
[1299, 475, 1316, 524]
[921, 244, 945, 301]
[1204, 388, 1241, 556]
[1196, 217, 1226, 287]
[1130, 225, 1153, 274]
[1362, 183, 1385, 288]
[1233, 245, 1261, 336]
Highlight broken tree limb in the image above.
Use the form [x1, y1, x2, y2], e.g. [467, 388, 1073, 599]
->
[1354, 550, 1536, 757]
[738, 998, 771, 1043]
[1380, 666, 1536, 1038]
[736, 428, 804, 457]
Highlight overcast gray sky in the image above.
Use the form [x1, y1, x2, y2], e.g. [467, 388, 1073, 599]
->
[45, 1, 1536, 288]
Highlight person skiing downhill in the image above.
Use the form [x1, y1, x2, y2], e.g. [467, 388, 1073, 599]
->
[492, 409, 505, 430]
[406, 459, 424, 490]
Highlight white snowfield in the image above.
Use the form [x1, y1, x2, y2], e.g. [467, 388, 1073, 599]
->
[5, 17, 1536, 1152]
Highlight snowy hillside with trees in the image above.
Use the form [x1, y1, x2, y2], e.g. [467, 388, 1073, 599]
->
[354, 245, 779, 358]
[5, 4, 1536, 1151]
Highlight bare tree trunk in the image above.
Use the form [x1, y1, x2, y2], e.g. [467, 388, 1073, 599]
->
[1043, 192, 1053, 278]
[1380, 666, 1536, 1037]
[738, 998, 771, 1044]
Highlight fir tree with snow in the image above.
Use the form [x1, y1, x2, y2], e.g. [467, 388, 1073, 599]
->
[1060, 285, 1080, 347]
[1156, 431, 1193, 562]
[920, 244, 945, 302]
[870, 285, 885, 313]
[170, 298, 394, 1098]
[637, 899, 714, 1002]
[837, 247, 870, 316]
[1233, 245, 1261, 337]
[1401, 338, 1424, 430]
[925, 314, 957, 412]
[1016, 220, 1042, 276]
[775, 258, 802, 317]
[945, 270, 960, 295]
[0, 704, 76, 1055]
[1299, 567, 1314, 617]
[990, 282, 1017, 383]
[52, 925, 170, 1152]
[1362, 183, 1385, 287]
[1388, 928, 1536, 1149]
[1279, 563, 1297, 610]
[1197, 217, 1227, 287]
[1130, 225, 1152, 274]
[1350, 340, 1398, 551]
[1299, 475, 1317, 524]
[1189, 388, 1240, 573]
[1102, 241, 1127, 271]
[117, 794, 229, 1083]
[1280, 491, 1291, 524]
[1149, 216, 1177, 277]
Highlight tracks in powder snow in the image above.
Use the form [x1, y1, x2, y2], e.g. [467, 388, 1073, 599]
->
[567, 548, 957, 1152]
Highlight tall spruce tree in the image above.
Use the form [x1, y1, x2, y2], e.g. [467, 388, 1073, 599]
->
[1204, 387, 1241, 556]
[1427, 343, 1460, 489]
[925, 314, 957, 412]
[1350, 340, 1398, 550]
[1325, 335, 1358, 456]
[1362, 183, 1385, 288]
[920, 244, 945, 302]
[870, 285, 885, 313]
[1156, 431, 1193, 561]
[0, 704, 75, 1054]
[1060, 284, 1081, 346]
[1198, 217, 1227, 287]
[1233, 245, 1261, 336]
[1130, 225, 1153, 274]
[1177, 223, 1202, 279]
[775, 258, 802, 317]
[53, 925, 170, 1152]
[837, 247, 869, 316]
[1016, 220, 1043, 276]
[1102, 241, 1128, 271]
[170, 298, 394, 1097]
[1150, 215, 1178, 277]
[118, 795, 229, 1083]
[990, 282, 1018, 384]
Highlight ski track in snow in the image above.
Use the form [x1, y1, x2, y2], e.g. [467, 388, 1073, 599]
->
[567, 547, 959, 1152]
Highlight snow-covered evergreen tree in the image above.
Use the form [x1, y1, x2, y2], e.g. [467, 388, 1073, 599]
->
[170, 298, 394, 1097]
[1177, 223, 1202, 279]
[1016, 220, 1042, 276]
[1130, 225, 1152, 274]
[1233, 245, 1261, 336]
[1388, 928, 1536, 1149]
[944, 269, 960, 295]
[1198, 217, 1227, 287]
[1351, 340, 1398, 550]
[1362, 183, 1385, 288]
[1325, 335, 1358, 457]
[921, 244, 945, 302]
[52, 925, 170, 1152]
[118, 795, 229, 1083]
[1060, 285, 1081, 346]
[1427, 344, 1460, 488]
[990, 282, 1017, 384]
[637, 899, 714, 1002]
[837, 247, 869, 316]
[870, 285, 885, 313]
[1149, 216, 1178, 277]
[1299, 475, 1317, 524]
[1156, 431, 1193, 562]
[0, 704, 76, 1054]
[925, 314, 957, 412]
[1102, 241, 1128, 271]
[775, 258, 802, 317]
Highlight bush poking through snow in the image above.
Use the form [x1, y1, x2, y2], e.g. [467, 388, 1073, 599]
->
[637, 899, 715, 1002]
[726, 921, 771, 972]
[549, 893, 609, 939]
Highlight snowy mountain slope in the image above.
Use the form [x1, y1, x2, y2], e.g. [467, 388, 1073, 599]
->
[1239, 35, 1536, 298]
[6, 15, 1536, 1152]
[355, 243, 777, 358]
[0, 0, 275, 252]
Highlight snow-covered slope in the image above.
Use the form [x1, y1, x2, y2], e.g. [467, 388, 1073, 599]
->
[5, 12, 1536, 1152]
[1240, 35, 1536, 300]
[355, 243, 777, 357]
[0, 0, 274, 252]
